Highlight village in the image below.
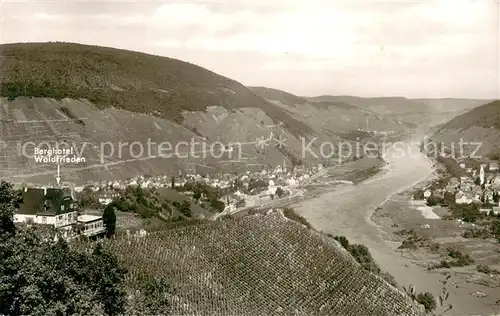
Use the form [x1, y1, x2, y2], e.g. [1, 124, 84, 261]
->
[11, 161, 327, 240]
[418, 158, 500, 216]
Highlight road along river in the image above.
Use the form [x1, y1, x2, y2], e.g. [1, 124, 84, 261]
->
[291, 139, 499, 315]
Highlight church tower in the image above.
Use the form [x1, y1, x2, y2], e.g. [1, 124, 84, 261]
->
[480, 164, 485, 186]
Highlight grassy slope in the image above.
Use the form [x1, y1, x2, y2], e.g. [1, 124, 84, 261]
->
[0, 42, 313, 137]
[430, 100, 500, 157]
[83, 211, 424, 316]
[436, 100, 500, 130]
[415, 98, 493, 127]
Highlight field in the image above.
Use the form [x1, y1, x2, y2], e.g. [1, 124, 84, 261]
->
[75, 211, 425, 316]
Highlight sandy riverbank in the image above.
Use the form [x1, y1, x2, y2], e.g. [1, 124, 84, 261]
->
[370, 172, 500, 315]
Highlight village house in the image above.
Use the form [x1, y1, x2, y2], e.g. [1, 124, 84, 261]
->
[479, 207, 500, 216]
[483, 187, 495, 204]
[77, 214, 105, 238]
[455, 191, 473, 204]
[490, 162, 499, 171]
[14, 187, 78, 238]
[423, 189, 432, 200]
[490, 176, 500, 189]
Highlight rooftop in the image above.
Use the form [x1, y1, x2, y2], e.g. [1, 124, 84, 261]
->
[77, 214, 102, 223]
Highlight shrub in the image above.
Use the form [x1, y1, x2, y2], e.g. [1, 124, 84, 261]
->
[333, 235, 349, 249]
[415, 292, 437, 312]
[477, 264, 499, 274]
[426, 195, 441, 206]
[275, 187, 284, 198]
[398, 239, 418, 250]
[282, 208, 311, 229]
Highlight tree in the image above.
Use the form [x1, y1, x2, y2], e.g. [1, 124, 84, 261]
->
[0, 181, 20, 239]
[0, 181, 128, 316]
[210, 198, 225, 212]
[333, 235, 350, 249]
[275, 187, 284, 198]
[193, 188, 202, 201]
[443, 191, 455, 206]
[426, 195, 441, 206]
[415, 292, 437, 312]
[173, 200, 192, 217]
[491, 219, 500, 238]
[103, 204, 117, 238]
[132, 277, 173, 314]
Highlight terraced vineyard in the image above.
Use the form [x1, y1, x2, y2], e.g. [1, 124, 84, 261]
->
[76, 211, 425, 315]
[0, 97, 260, 184]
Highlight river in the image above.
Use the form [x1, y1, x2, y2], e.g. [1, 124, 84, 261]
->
[292, 138, 433, 248]
[290, 137, 499, 314]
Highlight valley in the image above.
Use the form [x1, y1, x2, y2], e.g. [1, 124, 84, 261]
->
[0, 41, 497, 316]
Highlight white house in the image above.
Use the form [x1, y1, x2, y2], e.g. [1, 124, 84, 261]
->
[455, 191, 473, 204]
[490, 162, 499, 171]
[423, 189, 432, 199]
[483, 188, 494, 204]
[77, 214, 105, 237]
[98, 197, 113, 205]
[14, 187, 78, 240]
[287, 177, 299, 187]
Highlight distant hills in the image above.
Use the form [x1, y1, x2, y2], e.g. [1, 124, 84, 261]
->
[415, 98, 494, 127]
[429, 100, 500, 158]
[249, 87, 417, 138]
[307, 95, 432, 126]
[0, 42, 491, 184]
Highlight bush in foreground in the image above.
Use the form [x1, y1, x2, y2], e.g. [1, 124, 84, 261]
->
[0, 181, 128, 316]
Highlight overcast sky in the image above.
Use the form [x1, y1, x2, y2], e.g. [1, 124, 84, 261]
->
[1, 0, 498, 98]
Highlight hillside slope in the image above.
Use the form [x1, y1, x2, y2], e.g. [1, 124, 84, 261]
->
[0, 42, 313, 138]
[415, 98, 492, 127]
[81, 211, 425, 315]
[250, 87, 416, 137]
[0, 97, 320, 185]
[430, 100, 500, 157]
[0, 43, 342, 184]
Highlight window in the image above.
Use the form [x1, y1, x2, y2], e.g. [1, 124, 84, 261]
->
[42, 217, 46, 224]
[60, 205, 65, 211]
[58, 215, 63, 221]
